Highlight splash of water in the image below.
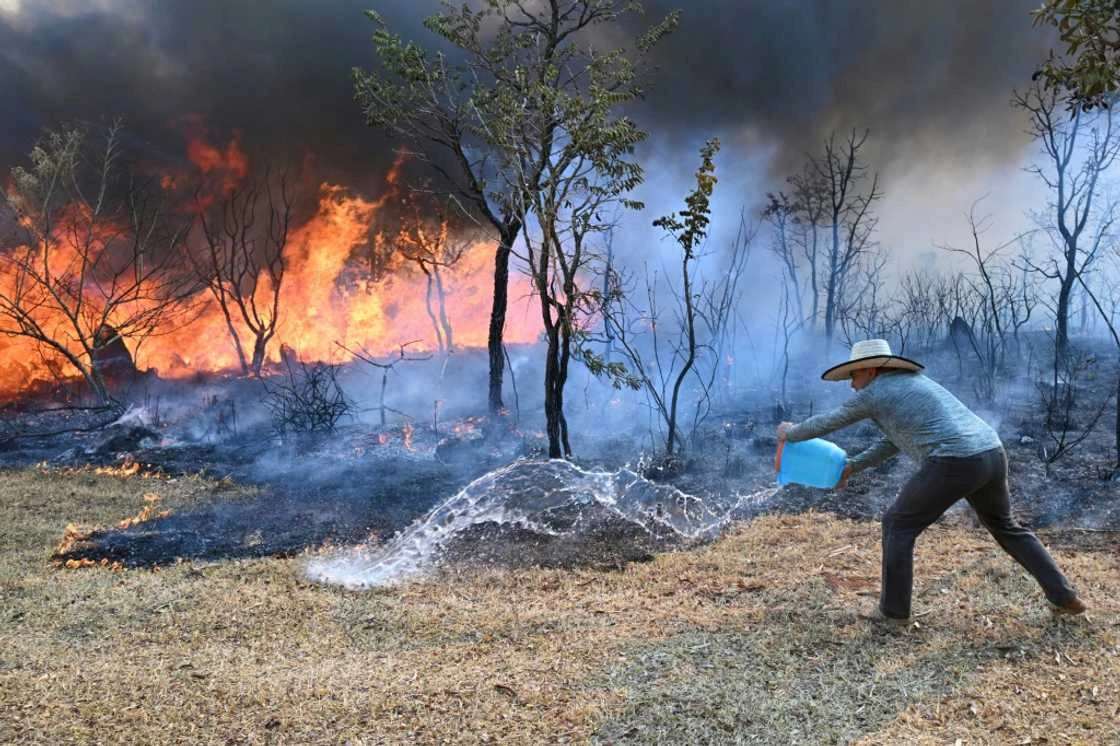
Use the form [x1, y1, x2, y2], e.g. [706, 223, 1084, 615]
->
[305, 458, 779, 588]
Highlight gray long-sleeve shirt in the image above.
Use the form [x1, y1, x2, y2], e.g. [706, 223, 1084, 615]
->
[785, 370, 1002, 473]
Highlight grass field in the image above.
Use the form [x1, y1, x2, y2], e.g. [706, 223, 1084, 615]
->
[1, 467, 1117, 744]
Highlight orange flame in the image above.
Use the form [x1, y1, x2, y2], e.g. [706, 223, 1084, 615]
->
[0, 138, 541, 399]
[117, 492, 172, 529]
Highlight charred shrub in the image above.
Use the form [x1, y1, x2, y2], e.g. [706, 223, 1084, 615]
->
[261, 359, 353, 436]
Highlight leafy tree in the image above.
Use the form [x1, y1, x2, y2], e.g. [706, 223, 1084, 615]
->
[354, 1, 676, 420]
[495, 2, 673, 458]
[648, 138, 719, 455]
[1033, 0, 1120, 110]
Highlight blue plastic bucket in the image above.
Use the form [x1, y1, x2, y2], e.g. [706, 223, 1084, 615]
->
[775, 437, 848, 488]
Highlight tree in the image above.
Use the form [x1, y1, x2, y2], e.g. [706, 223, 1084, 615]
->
[0, 121, 196, 403]
[190, 171, 292, 377]
[1033, 0, 1120, 110]
[603, 145, 752, 456]
[393, 196, 473, 355]
[785, 130, 882, 345]
[1071, 248, 1120, 471]
[1015, 81, 1120, 364]
[765, 162, 830, 331]
[937, 199, 1021, 400]
[353, 1, 676, 418]
[502, 4, 671, 458]
[648, 138, 719, 455]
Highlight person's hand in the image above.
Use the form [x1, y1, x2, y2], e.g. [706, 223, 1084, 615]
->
[835, 463, 853, 489]
[776, 421, 794, 441]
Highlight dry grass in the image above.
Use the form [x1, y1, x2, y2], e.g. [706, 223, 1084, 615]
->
[0, 468, 1117, 745]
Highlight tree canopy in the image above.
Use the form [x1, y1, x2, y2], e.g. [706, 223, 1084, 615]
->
[1033, 0, 1120, 109]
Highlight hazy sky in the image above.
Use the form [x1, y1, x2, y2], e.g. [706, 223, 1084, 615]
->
[0, 0, 1059, 269]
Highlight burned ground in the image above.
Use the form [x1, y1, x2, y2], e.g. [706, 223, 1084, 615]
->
[2, 339, 1117, 573]
[0, 340, 1117, 743]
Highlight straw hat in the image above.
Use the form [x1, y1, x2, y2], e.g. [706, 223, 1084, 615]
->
[821, 339, 923, 381]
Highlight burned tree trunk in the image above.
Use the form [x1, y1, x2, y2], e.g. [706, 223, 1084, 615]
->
[542, 321, 567, 459]
[433, 268, 453, 353]
[488, 233, 516, 415]
[250, 333, 272, 377]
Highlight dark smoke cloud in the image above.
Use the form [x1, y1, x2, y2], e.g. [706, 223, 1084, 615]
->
[0, 0, 440, 190]
[629, 0, 1053, 177]
[0, 1, 1053, 196]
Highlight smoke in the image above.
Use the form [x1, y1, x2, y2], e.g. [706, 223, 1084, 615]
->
[633, 1, 1051, 173]
[0, 0, 1069, 367]
[0, 0, 440, 190]
[1, 1, 1053, 189]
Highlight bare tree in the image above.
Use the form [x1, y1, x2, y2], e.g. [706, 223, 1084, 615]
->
[0, 121, 196, 403]
[764, 192, 804, 320]
[393, 196, 473, 355]
[1036, 348, 1112, 468]
[190, 171, 292, 377]
[809, 130, 883, 345]
[835, 251, 890, 346]
[1015, 81, 1120, 364]
[338, 340, 432, 427]
[936, 200, 1029, 399]
[773, 273, 803, 411]
[1071, 251, 1120, 471]
[764, 160, 829, 332]
[897, 269, 953, 354]
[692, 212, 753, 417]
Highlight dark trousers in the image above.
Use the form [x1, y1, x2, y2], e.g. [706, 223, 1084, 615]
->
[880, 446, 1077, 618]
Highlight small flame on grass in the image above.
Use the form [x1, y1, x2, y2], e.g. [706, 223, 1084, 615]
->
[55, 524, 124, 571]
[56, 494, 170, 571]
[63, 557, 123, 571]
[117, 492, 172, 529]
[451, 416, 485, 435]
[402, 421, 414, 451]
[93, 460, 142, 478]
[56, 522, 91, 555]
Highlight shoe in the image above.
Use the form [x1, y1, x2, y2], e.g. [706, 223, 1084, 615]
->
[1052, 597, 1087, 616]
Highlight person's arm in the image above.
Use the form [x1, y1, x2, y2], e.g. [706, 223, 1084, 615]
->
[847, 437, 899, 474]
[782, 394, 871, 442]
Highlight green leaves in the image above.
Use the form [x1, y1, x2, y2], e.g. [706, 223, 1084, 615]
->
[577, 348, 642, 389]
[653, 137, 720, 260]
[1032, 0, 1120, 110]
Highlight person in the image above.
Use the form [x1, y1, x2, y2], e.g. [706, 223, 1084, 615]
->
[776, 338, 1086, 623]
